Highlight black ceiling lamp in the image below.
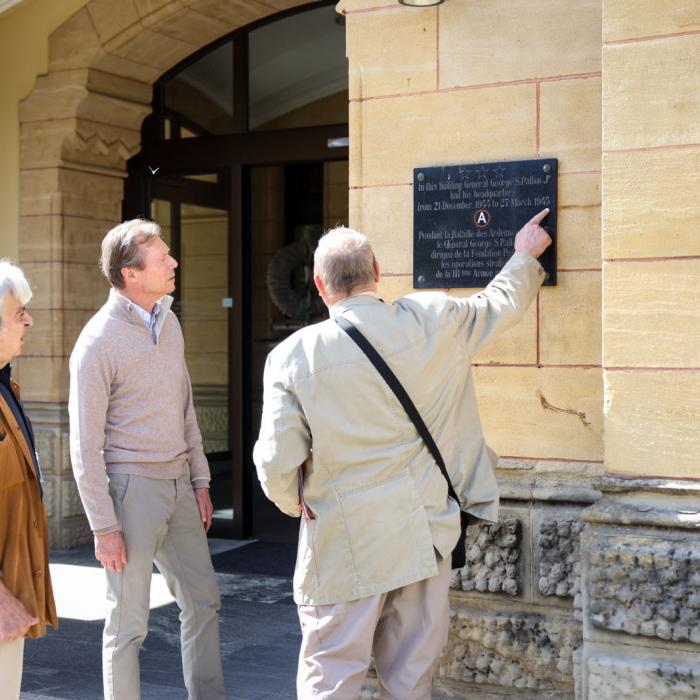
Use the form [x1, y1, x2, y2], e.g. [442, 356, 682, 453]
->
[398, 0, 446, 6]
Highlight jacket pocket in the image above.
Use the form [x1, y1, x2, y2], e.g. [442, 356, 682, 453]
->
[0, 432, 26, 491]
[338, 471, 433, 591]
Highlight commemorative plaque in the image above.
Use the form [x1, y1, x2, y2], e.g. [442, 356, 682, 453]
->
[413, 159, 557, 288]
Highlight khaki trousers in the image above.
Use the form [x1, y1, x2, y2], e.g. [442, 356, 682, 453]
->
[297, 553, 451, 699]
[0, 637, 24, 700]
[104, 473, 225, 700]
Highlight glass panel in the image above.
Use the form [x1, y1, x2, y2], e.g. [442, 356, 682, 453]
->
[151, 199, 171, 245]
[164, 41, 234, 136]
[249, 5, 348, 130]
[180, 201, 229, 458]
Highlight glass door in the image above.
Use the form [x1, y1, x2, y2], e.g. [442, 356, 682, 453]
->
[149, 172, 235, 532]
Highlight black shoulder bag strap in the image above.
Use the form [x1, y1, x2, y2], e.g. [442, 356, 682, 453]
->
[334, 314, 470, 568]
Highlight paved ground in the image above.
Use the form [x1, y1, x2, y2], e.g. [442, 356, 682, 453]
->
[21, 539, 300, 700]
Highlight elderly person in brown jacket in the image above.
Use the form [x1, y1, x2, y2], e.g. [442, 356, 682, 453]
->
[0, 260, 57, 699]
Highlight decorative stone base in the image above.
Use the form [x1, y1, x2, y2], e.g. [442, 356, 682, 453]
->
[26, 401, 92, 549]
[580, 477, 700, 699]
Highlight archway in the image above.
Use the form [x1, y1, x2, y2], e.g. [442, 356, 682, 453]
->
[18, 0, 327, 547]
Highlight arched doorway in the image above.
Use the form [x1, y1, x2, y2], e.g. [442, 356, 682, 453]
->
[123, 1, 349, 539]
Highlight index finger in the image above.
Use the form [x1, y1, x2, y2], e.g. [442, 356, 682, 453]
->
[528, 208, 550, 225]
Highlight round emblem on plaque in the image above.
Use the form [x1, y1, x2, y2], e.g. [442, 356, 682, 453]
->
[473, 208, 491, 229]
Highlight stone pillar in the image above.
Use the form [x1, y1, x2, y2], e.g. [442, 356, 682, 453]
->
[579, 2, 700, 696]
[580, 478, 700, 698]
[17, 64, 151, 547]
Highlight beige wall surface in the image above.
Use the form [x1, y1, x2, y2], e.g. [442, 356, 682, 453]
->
[343, 0, 605, 467]
[0, 0, 88, 260]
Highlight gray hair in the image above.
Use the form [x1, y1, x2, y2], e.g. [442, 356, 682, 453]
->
[100, 219, 162, 289]
[314, 227, 376, 296]
[0, 259, 32, 325]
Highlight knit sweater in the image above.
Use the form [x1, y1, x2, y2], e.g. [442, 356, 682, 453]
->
[69, 290, 210, 533]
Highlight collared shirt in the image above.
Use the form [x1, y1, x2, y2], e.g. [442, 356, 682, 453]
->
[118, 293, 162, 344]
[0, 363, 42, 496]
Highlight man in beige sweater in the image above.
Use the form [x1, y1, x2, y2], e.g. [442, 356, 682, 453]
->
[69, 219, 225, 700]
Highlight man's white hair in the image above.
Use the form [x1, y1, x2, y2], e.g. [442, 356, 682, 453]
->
[314, 227, 376, 296]
[0, 259, 32, 324]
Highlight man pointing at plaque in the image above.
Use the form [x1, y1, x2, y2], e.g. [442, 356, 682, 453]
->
[254, 209, 551, 699]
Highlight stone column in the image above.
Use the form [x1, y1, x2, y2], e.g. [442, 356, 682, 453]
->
[580, 2, 700, 696]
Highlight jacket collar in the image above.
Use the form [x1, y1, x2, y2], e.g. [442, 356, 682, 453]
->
[329, 293, 384, 318]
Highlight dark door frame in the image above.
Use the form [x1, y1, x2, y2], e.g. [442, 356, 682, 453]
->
[124, 132, 348, 539]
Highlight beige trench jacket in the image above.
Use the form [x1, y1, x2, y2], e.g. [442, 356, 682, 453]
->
[253, 252, 545, 605]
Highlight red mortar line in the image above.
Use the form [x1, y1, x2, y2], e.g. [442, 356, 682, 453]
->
[604, 142, 700, 155]
[344, 3, 401, 14]
[604, 28, 700, 46]
[348, 71, 601, 104]
[605, 366, 700, 372]
[474, 363, 600, 369]
[557, 268, 602, 272]
[605, 255, 700, 263]
[501, 455, 604, 463]
[559, 170, 601, 176]
[436, 4, 440, 90]
[349, 182, 412, 189]
[535, 82, 541, 157]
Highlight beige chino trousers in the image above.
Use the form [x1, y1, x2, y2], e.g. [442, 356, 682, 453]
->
[0, 637, 24, 700]
[104, 473, 225, 700]
[297, 553, 451, 699]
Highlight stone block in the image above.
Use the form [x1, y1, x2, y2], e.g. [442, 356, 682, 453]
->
[534, 512, 584, 602]
[472, 299, 538, 366]
[452, 517, 523, 597]
[474, 366, 603, 461]
[180, 288, 228, 322]
[338, 0, 395, 12]
[14, 356, 69, 403]
[604, 370, 700, 478]
[20, 214, 113, 265]
[185, 352, 228, 385]
[586, 655, 700, 699]
[347, 6, 436, 100]
[583, 530, 700, 644]
[539, 77, 601, 174]
[603, 259, 700, 368]
[437, 605, 580, 690]
[557, 173, 602, 270]
[143, 7, 230, 46]
[47, 8, 103, 73]
[183, 255, 228, 290]
[603, 147, 700, 259]
[23, 310, 63, 357]
[33, 430, 59, 476]
[439, 0, 600, 88]
[86, 0, 140, 45]
[377, 275, 415, 301]
[19, 169, 61, 218]
[181, 216, 228, 256]
[603, 36, 700, 150]
[603, 0, 700, 43]
[53, 517, 92, 549]
[539, 271, 602, 366]
[181, 0, 274, 30]
[104, 27, 194, 73]
[358, 85, 536, 186]
[61, 478, 87, 519]
[134, 0, 174, 18]
[42, 477, 58, 520]
[359, 184, 412, 273]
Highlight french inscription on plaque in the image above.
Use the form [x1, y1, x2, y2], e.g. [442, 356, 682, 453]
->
[413, 159, 557, 288]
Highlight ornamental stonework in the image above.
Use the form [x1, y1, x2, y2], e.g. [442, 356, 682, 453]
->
[587, 656, 700, 699]
[452, 519, 521, 596]
[537, 518, 584, 599]
[438, 608, 579, 690]
[588, 540, 700, 644]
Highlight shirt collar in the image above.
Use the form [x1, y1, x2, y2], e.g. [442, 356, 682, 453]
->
[114, 291, 163, 327]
